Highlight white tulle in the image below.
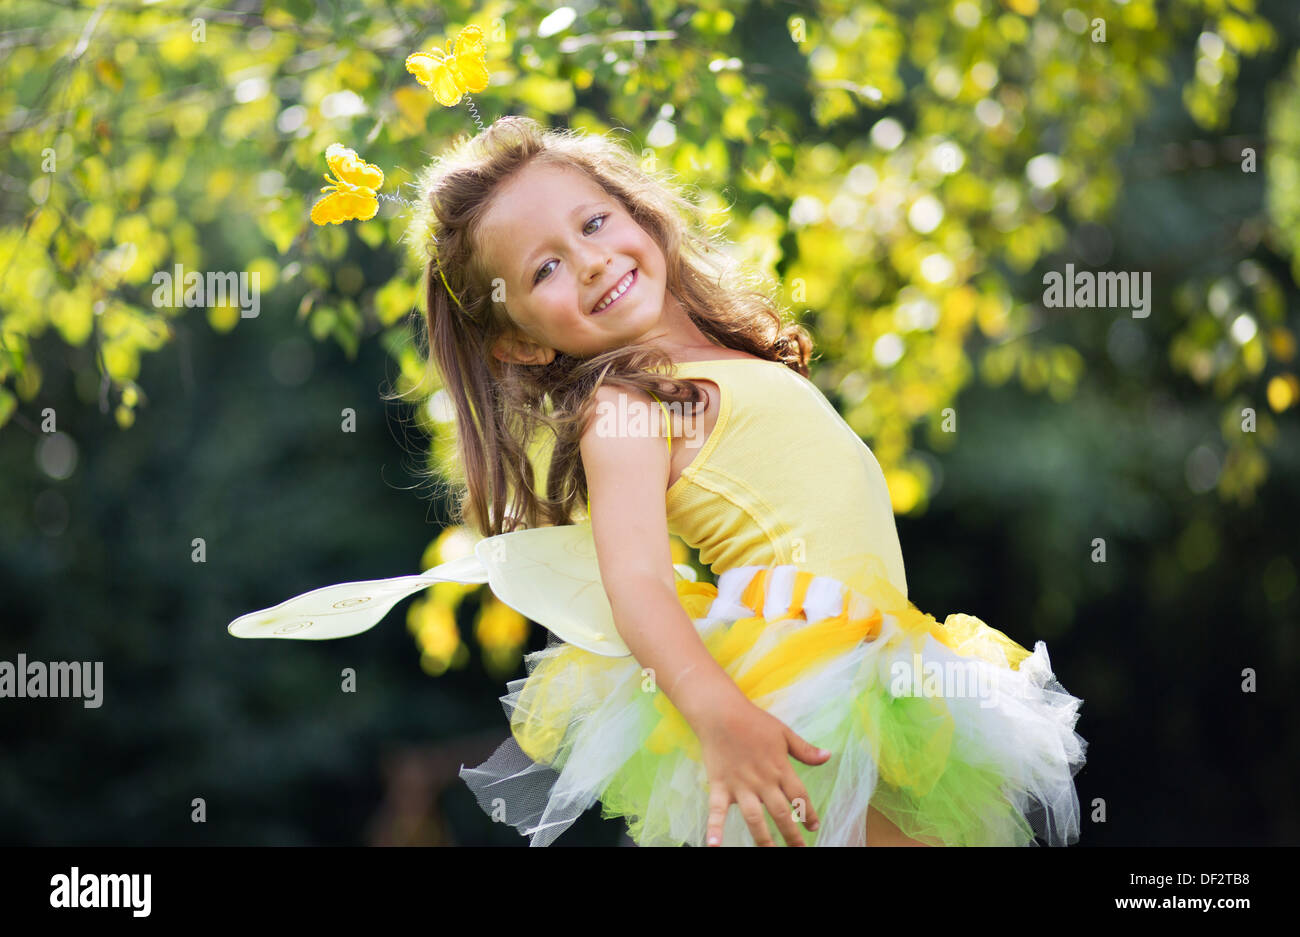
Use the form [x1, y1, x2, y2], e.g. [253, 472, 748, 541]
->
[226, 522, 1087, 846]
[459, 581, 1087, 847]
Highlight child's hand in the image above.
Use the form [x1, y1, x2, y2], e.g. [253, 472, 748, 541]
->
[694, 697, 830, 846]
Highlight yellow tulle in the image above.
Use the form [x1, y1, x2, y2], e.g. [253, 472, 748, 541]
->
[939, 612, 1033, 670]
[645, 570, 882, 760]
[514, 578, 713, 763]
[511, 563, 1033, 768]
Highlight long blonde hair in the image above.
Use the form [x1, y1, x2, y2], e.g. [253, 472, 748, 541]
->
[397, 115, 811, 536]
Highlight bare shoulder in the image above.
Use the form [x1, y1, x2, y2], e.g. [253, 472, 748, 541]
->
[579, 383, 671, 498]
[580, 382, 670, 448]
[586, 380, 653, 410]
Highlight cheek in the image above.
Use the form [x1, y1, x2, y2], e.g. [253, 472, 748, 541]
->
[542, 290, 578, 321]
[640, 235, 664, 269]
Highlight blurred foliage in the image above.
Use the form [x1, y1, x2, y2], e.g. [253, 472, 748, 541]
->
[3, 0, 1294, 671]
[1, 0, 1299, 845]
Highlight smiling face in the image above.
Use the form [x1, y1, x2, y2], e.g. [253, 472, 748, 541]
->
[474, 160, 676, 365]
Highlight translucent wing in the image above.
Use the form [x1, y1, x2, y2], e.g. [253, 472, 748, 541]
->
[229, 522, 696, 656]
[227, 552, 488, 640]
[471, 522, 632, 657]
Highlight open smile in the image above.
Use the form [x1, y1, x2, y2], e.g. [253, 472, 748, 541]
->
[591, 268, 637, 314]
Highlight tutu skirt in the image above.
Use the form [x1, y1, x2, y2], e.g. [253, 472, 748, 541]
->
[459, 558, 1088, 847]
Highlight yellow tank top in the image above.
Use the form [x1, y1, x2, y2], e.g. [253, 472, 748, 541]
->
[626, 358, 909, 598]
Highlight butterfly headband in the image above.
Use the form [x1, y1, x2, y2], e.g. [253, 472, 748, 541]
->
[309, 23, 493, 315]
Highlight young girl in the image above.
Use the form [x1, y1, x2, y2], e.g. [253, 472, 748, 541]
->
[232, 114, 1087, 847]
[400, 115, 1088, 848]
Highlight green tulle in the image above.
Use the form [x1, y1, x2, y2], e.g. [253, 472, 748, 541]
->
[584, 674, 1036, 846]
[853, 679, 1035, 846]
[593, 698, 685, 845]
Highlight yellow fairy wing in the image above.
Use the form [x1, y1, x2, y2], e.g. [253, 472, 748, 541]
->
[452, 48, 490, 94]
[473, 522, 632, 658]
[404, 50, 444, 87]
[454, 23, 486, 56]
[325, 143, 383, 190]
[405, 50, 465, 106]
[451, 25, 489, 93]
[228, 554, 489, 640]
[311, 189, 379, 225]
[227, 521, 698, 652]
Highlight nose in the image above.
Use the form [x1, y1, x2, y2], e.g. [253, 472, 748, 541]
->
[582, 250, 611, 284]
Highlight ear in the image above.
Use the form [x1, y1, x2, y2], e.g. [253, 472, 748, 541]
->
[491, 330, 557, 366]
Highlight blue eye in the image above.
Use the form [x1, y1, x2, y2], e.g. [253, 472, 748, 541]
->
[533, 213, 609, 285]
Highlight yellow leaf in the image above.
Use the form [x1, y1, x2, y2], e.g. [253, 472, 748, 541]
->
[476, 596, 528, 648]
[374, 278, 414, 326]
[95, 58, 124, 90]
[246, 258, 278, 292]
[207, 302, 240, 333]
[1266, 374, 1298, 412]
[515, 74, 574, 114]
[1267, 328, 1295, 362]
[393, 86, 434, 133]
[885, 466, 923, 514]
[1002, 0, 1038, 16]
[102, 341, 138, 381]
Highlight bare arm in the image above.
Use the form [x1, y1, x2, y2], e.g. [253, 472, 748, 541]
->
[580, 382, 828, 846]
[579, 383, 748, 726]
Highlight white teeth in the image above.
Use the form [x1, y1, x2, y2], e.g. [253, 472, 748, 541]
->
[594, 271, 634, 312]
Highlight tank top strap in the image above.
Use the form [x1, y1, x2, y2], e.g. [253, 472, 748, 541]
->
[586, 392, 672, 518]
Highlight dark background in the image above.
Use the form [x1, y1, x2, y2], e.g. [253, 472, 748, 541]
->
[1, 1, 1297, 846]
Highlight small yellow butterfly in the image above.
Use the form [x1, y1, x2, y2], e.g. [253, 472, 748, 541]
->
[405, 23, 490, 107]
[310, 143, 385, 225]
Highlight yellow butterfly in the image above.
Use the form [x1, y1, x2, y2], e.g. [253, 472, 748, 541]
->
[310, 143, 385, 225]
[405, 23, 490, 107]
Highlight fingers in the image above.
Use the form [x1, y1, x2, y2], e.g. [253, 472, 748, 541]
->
[736, 791, 776, 846]
[784, 775, 821, 835]
[789, 730, 832, 766]
[707, 780, 820, 846]
[706, 788, 776, 847]
[701, 719, 829, 847]
[706, 786, 730, 847]
[761, 785, 808, 847]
